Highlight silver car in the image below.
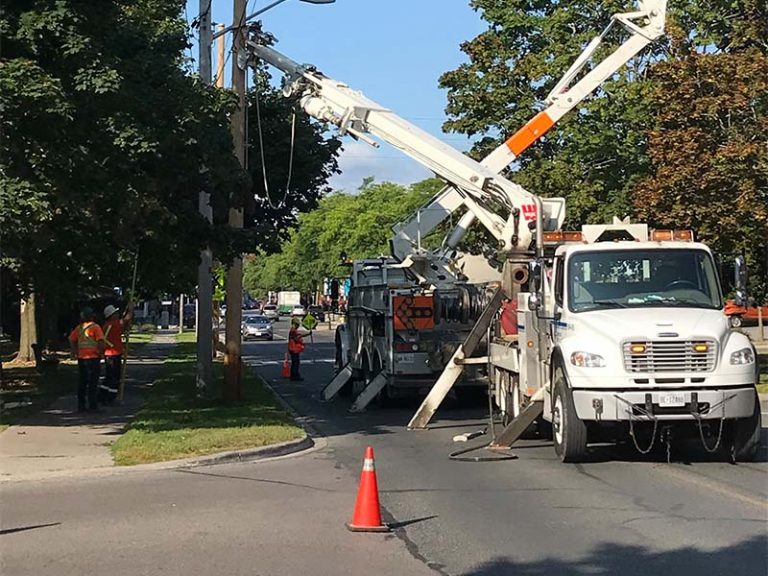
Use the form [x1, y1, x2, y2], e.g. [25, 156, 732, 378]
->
[241, 315, 274, 341]
[262, 304, 279, 322]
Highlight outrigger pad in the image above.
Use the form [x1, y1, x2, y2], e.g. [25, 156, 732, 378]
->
[322, 364, 353, 401]
[490, 400, 544, 448]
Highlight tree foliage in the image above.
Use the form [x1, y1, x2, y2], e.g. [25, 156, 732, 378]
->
[634, 46, 768, 298]
[238, 79, 341, 256]
[0, 0, 242, 299]
[244, 179, 443, 295]
[439, 0, 767, 296]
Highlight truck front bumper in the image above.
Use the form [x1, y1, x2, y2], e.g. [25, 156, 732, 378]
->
[572, 387, 756, 422]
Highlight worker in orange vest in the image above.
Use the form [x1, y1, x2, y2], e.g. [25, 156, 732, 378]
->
[288, 317, 309, 381]
[68, 307, 107, 412]
[100, 303, 134, 404]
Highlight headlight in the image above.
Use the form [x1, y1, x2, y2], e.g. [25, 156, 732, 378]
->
[730, 347, 755, 365]
[570, 351, 606, 368]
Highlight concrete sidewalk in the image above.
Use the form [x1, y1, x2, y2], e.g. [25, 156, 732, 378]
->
[0, 333, 176, 482]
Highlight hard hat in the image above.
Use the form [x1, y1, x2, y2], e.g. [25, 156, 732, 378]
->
[291, 317, 301, 327]
[104, 305, 119, 318]
[80, 306, 95, 319]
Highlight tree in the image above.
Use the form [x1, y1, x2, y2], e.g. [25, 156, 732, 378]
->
[633, 44, 768, 300]
[236, 79, 342, 256]
[439, 0, 767, 228]
[0, 1, 244, 357]
[244, 178, 443, 296]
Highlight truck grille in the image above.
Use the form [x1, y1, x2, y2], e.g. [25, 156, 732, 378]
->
[623, 340, 717, 373]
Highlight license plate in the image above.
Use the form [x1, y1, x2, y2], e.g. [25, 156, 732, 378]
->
[397, 353, 415, 364]
[658, 392, 686, 407]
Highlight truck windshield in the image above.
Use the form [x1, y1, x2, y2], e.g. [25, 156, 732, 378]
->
[568, 249, 722, 312]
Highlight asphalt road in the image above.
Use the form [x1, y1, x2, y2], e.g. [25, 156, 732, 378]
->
[245, 321, 768, 575]
[1, 320, 765, 575]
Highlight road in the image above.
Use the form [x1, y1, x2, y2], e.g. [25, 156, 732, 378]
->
[244, 320, 768, 575]
[1, 319, 765, 575]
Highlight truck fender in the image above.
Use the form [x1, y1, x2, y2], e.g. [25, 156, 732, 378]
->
[546, 348, 568, 418]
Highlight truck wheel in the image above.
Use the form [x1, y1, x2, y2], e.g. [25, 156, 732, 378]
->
[731, 391, 762, 462]
[552, 369, 588, 462]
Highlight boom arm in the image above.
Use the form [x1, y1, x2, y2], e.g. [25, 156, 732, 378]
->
[245, 41, 549, 260]
[392, 0, 667, 271]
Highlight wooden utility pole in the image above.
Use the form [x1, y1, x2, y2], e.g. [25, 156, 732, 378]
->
[223, 0, 247, 401]
[216, 24, 225, 88]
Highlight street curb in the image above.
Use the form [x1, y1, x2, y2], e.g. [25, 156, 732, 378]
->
[179, 435, 314, 468]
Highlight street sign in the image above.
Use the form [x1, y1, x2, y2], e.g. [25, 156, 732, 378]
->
[302, 313, 318, 331]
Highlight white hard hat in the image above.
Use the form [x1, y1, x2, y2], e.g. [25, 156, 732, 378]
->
[104, 305, 119, 318]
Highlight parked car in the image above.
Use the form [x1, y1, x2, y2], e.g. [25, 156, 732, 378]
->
[262, 304, 279, 321]
[725, 300, 768, 327]
[307, 305, 325, 322]
[291, 304, 306, 317]
[241, 315, 274, 341]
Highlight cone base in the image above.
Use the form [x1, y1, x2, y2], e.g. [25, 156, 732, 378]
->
[346, 522, 390, 533]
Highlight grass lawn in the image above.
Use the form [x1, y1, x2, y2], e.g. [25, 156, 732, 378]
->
[111, 333, 304, 465]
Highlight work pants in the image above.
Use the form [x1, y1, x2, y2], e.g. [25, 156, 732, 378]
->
[290, 352, 301, 380]
[100, 355, 122, 403]
[77, 358, 101, 411]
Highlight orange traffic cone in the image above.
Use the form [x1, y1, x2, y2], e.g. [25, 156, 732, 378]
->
[281, 354, 291, 378]
[346, 446, 390, 532]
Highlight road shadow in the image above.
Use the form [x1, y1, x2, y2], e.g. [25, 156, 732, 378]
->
[463, 536, 768, 576]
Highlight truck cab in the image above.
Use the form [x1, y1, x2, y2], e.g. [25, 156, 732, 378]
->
[516, 223, 761, 461]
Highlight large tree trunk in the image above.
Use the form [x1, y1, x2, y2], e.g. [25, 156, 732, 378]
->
[16, 292, 37, 363]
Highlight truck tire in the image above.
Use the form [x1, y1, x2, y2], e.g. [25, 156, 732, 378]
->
[552, 368, 588, 462]
[731, 391, 761, 462]
[730, 315, 742, 328]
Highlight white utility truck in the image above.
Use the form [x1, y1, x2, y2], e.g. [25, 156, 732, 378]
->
[277, 291, 301, 316]
[245, 0, 761, 461]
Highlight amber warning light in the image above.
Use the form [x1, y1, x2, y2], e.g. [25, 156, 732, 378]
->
[542, 231, 584, 244]
[650, 229, 694, 242]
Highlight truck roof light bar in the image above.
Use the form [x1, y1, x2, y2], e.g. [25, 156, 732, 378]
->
[650, 229, 695, 242]
[542, 231, 585, 244]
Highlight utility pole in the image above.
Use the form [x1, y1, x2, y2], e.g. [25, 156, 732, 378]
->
[196, 0, 214, 395]
[223, 0, 247, 401]
[216, 24, 225, 88]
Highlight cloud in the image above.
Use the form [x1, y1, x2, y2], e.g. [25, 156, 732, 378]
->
[329, 139, 432, 192]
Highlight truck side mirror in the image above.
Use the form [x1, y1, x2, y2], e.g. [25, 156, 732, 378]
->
[734, 255, 747, 306]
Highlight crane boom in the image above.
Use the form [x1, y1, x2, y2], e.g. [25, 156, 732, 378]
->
[245, 41, 556, 261]
[393, 0, 667, 277]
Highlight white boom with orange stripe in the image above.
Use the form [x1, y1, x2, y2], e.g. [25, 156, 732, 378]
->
[392, 0, 667, 282]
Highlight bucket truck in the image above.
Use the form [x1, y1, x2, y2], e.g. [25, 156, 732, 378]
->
[245, 1, 761, 461]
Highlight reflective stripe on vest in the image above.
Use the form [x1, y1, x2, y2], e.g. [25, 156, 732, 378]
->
[78, 322, 99, 349]
[104, 324, 114, 348]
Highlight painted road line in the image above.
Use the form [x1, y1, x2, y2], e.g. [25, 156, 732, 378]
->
[655, 464, 768, 510]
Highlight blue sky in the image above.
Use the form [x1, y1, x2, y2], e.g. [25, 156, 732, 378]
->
[186, 0, 486, 190]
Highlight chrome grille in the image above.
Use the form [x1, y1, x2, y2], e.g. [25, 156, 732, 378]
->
[623, 340, 717, 373]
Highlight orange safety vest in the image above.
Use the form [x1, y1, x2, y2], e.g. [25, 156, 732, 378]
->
[69, 322, 105, 359]
[103, 318, 124, 356]
[288, 328, 305, 354]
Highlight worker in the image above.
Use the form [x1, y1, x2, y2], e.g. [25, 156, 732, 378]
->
[100, 302, 134, 404]
[287, 317, 309, 381]
[68, 307, 106, 413]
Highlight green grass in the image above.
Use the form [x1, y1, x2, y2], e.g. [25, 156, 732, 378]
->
[111, 341, 303, 465]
